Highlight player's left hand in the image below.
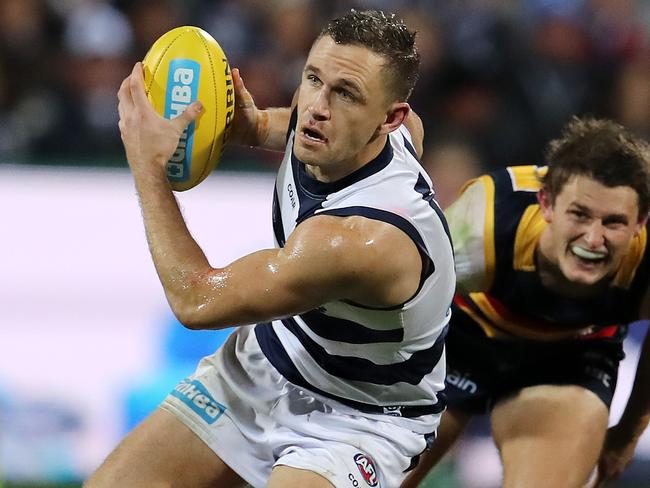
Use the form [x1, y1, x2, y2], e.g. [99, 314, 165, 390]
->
[117, 62, 203, 177]
[595, 424, 638, 486]
[228, 67, 261, 146]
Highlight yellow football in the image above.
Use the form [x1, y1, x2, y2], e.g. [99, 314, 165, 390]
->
[142, 26, 234, 191]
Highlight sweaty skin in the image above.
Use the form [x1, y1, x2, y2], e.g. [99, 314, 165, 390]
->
[98, 10, 444, 487]
[116, 60, 422, 330]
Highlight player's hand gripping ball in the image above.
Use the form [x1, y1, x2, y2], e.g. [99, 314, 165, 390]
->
[142, 26, 234, 191]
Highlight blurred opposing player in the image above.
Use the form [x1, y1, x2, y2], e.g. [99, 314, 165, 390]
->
[87, 10, 455, 488]
[402, 117, 650, 488]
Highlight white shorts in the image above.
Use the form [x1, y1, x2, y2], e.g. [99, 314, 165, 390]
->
[161, 325, 439, 488]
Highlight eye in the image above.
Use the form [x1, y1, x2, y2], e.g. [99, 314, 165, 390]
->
[603, 217, 627, 229]
[605, 222, 625, 230]
[569, 209, 589, 221]
[306, 74, 321, 86]
[338, 89, 355, 102]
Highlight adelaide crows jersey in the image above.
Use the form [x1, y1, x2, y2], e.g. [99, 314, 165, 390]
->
[449, 165, 650, 341]
[254, 111, 455, 421]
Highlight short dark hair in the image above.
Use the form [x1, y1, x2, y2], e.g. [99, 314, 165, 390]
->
[542, 117, 650, 217]
[319, 9, 420, 101]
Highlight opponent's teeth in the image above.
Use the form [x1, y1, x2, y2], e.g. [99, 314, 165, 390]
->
[571, 245, 606, 261]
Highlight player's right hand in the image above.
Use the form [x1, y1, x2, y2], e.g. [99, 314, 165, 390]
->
[595, 424, 638, 486]
[118, 62, 202, 176]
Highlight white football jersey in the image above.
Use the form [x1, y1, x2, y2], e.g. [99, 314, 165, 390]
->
[254, 112, 456, 423]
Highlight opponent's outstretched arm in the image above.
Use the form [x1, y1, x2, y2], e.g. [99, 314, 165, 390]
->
[597, 324, 650, 484]
[117, 62, 422, 330]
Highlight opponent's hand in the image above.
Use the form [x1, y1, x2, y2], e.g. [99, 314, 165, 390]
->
[117, 62, 203, 176]
[228, 67, 263, 146]
[595, 424, 638, 486]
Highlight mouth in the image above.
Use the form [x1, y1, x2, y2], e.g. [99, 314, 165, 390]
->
[300, 126, 328, 144]
[569, 245, 608, 265]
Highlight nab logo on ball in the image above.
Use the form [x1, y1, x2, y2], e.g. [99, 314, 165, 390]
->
[165, 59, 200, 182]
[354, 453, 379, 487]
[143, 26, 234, 191]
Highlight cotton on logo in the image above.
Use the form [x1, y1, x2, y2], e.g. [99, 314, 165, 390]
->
[354, 453, 379, 487]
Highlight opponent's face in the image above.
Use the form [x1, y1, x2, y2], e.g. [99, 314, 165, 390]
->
[539, 175, 646, 286]
[294, 36, 404, 180]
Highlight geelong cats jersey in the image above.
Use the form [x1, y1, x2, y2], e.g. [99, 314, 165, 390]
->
[255, 112, 455, 421]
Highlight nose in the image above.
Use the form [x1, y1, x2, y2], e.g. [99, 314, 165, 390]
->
[308, 88, 330, 121]
[583, 221, 606, 249]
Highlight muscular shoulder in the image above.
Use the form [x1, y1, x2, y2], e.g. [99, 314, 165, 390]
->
[284, 214, 422, 307]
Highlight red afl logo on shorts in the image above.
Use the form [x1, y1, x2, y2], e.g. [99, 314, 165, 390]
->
[353, 453, 379, 487]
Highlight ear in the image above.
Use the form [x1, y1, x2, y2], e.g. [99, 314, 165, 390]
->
[537, 187, 554, 223]
[377, 102, 410, 136]
[635, 213, 648, 236]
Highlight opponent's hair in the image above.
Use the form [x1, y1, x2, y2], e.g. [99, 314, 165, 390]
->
[319, 9, 420, 101]
[542, 117, 650, 217]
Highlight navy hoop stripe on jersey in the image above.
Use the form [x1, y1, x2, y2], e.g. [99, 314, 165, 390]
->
[271, 187, 286, 247]
[403, 135, 418, 161]
[286, 109, 298, 144]
[339, 297, 405, 312]
[414, 173, 453, 247]
[317, 206, 435, 287]
[287, 140, 393, 225]
[294, 139, 393, 197]
[290, 153, 328, 224]
[280, 316, 448, 385]
[255, 322, 446, 417]
[300, 309, 404, 343]
[254, 111, 456, 417]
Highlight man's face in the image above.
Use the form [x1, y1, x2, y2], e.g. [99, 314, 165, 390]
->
[539, 175, 646, 286]
[293, 36, 395, 179]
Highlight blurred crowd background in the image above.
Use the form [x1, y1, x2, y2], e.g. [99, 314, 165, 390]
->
[1, 0, 649, 204]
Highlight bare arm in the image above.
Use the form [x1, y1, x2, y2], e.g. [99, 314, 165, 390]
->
[597, 312, 650, 484]
[117, 63, 422, 329]
[163, 214, 422, 329]
[228, 68, 294, 151]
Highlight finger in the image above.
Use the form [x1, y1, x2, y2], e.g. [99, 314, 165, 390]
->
[596, 460, 609, 484]
[129, 62, 152, 108]
[117, 80, 134, 127]
[117, 76, 129, 99]
[589, 465, 603, 487]
[595, 472, 612, 487]
[232, 67, 243, 88]
[117, 75, 134, 109]
[232, 67, 253, 109]
[594, 465, 618, 487]
[117, 100, 125, 121]
[171, 100, 203, 132]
